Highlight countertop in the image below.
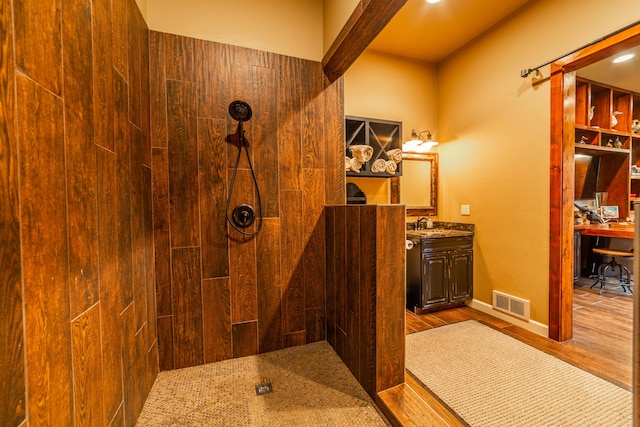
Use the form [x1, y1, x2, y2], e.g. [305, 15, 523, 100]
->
[406, 221, 475, 239]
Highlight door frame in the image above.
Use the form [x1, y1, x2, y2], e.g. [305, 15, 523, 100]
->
[549, 23, 640, 341]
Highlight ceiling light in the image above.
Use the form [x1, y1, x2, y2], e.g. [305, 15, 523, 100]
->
[426, 0, 441, 3]
[403, 129, 439, 153]
[613, 53, 635, 63]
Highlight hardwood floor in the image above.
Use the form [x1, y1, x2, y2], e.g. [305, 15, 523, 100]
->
[379, 285, 633, 426]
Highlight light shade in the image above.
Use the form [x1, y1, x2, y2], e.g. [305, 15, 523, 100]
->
[403, 129, 439, 153]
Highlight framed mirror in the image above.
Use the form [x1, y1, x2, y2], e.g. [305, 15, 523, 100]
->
[391, 152, 438, 216]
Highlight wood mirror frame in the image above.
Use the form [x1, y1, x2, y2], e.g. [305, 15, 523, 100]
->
[390, 152, 438, 216]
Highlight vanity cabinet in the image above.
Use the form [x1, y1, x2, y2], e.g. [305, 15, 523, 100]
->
[406, 236, 473, 313]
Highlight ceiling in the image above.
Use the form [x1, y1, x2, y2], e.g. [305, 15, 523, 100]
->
[577, 45, 640, 93]
[367, 0, 534, 63]
[368, 0, 640, 91]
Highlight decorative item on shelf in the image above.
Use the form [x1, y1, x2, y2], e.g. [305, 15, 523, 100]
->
[344, 156, 351, 171]
[349, 144, 373, 163]
[386, 148, 403, 164]
[632, 119, 640, 134]
[402, 129, 439, 153]
[605, 138, 614, 147]
[371, 159, 387, 173]
[577, 135, 589, 144]
[614, 136, 623, 148]
[632, 165, 640, 176]
[611, 111, 623, 128]
[589, 106, 595, 121]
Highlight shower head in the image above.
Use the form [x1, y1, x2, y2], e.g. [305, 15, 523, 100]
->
[228, 100, 252, 122]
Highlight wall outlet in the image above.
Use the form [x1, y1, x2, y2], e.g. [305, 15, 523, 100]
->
[461, 204, 471, 216]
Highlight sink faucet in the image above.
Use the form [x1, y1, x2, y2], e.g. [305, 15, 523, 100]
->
[416, 217, 429, 230]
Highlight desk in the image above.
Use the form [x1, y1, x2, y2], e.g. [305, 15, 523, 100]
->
[574, 223, 634, 239]
[574, 223, 634, 278]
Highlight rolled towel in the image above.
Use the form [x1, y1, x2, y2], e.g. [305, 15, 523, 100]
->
[385, 160, 397, 174]
[349, 145, 374, 163]
[371, 159, 386, 173]
[350, 158, 363, 173]
[386, 148, 403, 163]
[345, 156, 351, 171]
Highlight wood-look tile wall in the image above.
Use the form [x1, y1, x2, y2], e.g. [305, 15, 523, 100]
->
[325, 205, 406, 398]
[150, 31, 346, 370]
[1, 0, 157, 425]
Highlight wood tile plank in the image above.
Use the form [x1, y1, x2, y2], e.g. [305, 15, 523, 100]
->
[375, 205, 405, 393]
[164, 33, 196, 82]
[335, 206, 347, 333]
[256, 219, 283, 353]
[14, 0, 62, 94]
[305, 307, 325, 344]
[96, 146, 124, 422]
[283, 331, 306, 349]
[277, 55, 302, 190]
[0, 1, 26, 422]
[149, 31, 167, 148]
[203, 278, 232, 363]
[325, 207, 337, 348]
[111, 0, 128, 78]
[17, 74, 73, 427]
[303, 169, 326, 309]
[62, 0, 99, 319]
[92, 0, 114, 151]
[114, 70, 134, 310]
[252, 65, 279, 217]
[359, 205, 378, 397]
[131, 127, 147, 332]
[198, 118, 229, 279]
[167, 80, 200, 248]
[152, 148, 172, 316]
[196, 39, 229, 120]
[142, 166, 157, 350]
[301, 59, 324, 169]
[72, 305, 104, 427]
[171, 247, 204, 369]
[232, 321, 258, 358]
[323, 75, 345, 205]
[127, 0, 141, 128]
[156, 316, 174, 372]
[377, 383, 453, 427]
[280, 190, 305, 334]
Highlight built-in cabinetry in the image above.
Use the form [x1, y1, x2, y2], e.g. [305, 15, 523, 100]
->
[406, 235, 473, 313]
[574, 78, 640, 219]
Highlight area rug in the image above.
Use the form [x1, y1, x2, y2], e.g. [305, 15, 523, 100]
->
[136, 341, 389, 426]
[406, 320, 632, 426]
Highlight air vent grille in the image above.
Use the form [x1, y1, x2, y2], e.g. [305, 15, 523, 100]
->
[492, 290, 530, 321]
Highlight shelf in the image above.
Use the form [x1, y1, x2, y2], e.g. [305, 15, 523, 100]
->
[345, 116, 402, 178]
[574, 143, 629, 155]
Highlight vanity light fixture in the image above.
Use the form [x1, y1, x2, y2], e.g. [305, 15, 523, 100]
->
[613, 53, 635, 63]
[426, 0, 441, 3]
[403, 129, 439, 153]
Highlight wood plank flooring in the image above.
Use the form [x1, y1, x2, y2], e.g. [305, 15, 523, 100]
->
[379, 285, 633, 426]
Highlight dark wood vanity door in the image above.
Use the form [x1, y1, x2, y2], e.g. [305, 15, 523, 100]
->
[450, 249, 473, 302]
[422, 253, 448, 306]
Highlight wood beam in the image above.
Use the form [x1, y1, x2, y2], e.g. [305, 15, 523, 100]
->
[322, 0, 407, 80]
